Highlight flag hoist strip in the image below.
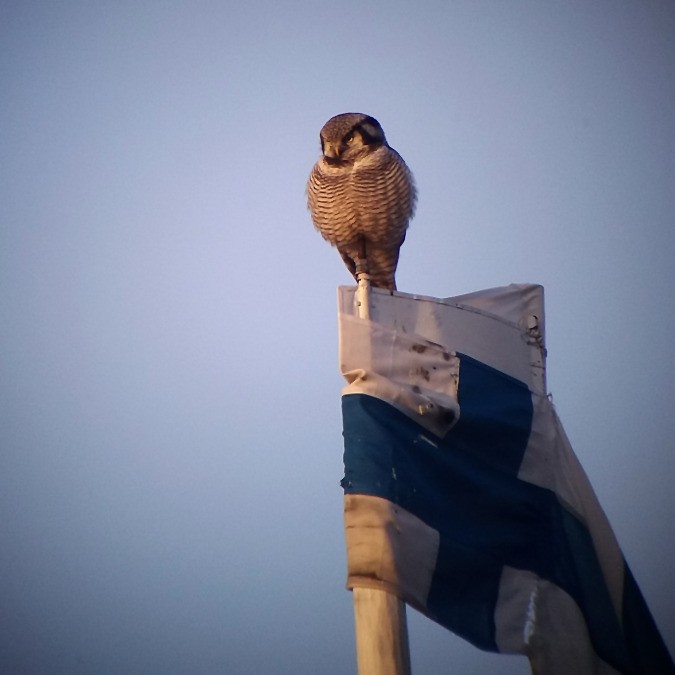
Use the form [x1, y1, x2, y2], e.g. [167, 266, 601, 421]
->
[337, 284, 673, 675]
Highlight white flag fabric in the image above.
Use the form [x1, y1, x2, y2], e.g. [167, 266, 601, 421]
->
[339, 284, 673, 675]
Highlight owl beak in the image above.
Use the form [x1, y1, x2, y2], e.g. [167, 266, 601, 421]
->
[324, 141, 340, 159]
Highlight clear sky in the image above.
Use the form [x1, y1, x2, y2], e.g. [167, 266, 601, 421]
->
[1, 1, 673, 673]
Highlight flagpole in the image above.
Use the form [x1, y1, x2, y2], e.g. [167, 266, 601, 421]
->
[354, 269, 370, 321]
[352, 270, 412, 675]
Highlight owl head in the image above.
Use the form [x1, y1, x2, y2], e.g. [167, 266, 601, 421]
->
[319, 113, 387, 164]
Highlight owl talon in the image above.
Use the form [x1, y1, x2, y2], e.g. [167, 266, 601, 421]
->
[354, 257, 369, 276]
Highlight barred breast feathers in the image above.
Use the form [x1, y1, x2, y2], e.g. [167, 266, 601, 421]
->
[307, 146, 415, 247]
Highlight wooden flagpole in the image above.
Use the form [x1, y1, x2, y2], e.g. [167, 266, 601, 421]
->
[353, 587, 411, 675]
[352, 271, 412, 675]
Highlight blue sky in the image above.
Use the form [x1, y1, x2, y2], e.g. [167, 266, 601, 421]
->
[1, 2, 673, 673]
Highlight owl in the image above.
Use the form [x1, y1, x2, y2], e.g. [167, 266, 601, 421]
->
[307, 113, 416, 291]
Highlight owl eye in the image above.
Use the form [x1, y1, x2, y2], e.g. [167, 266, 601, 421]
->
[344, 132, 356, 144]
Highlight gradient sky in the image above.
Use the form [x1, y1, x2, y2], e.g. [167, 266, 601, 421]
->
[1, 2, 673, 673]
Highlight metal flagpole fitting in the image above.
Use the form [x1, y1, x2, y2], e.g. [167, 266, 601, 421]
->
[355, 270, 371, 320]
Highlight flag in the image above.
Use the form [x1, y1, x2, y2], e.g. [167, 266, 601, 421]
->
[338, 284, 673, 675]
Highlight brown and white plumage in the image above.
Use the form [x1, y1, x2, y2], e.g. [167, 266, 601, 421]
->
[307, 113, 416, 291]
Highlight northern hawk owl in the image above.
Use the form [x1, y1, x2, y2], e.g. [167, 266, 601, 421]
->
[307, 113, 416, 291]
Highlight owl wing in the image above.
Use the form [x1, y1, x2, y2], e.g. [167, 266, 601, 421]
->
[351, 147, 416, 289]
